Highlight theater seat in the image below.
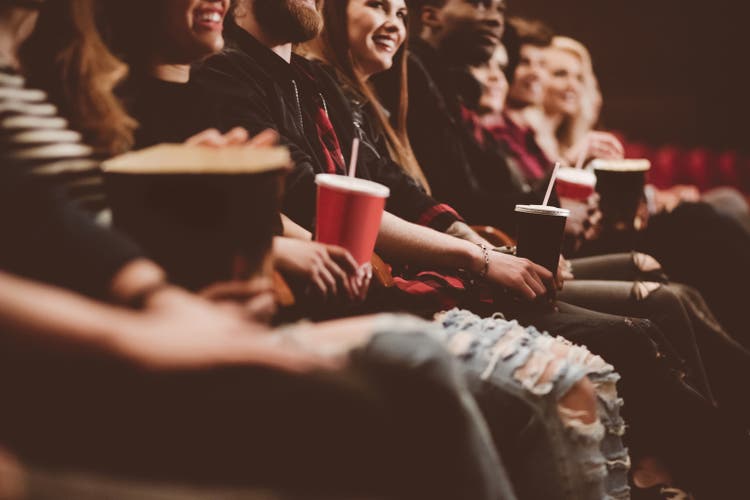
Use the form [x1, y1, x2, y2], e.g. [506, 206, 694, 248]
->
[471, 226, 516, 247]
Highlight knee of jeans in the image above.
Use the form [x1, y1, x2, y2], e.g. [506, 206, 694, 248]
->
[631, 281, 663, 302]
[558, 377, 598, 427]
[632, 252, 662, 273]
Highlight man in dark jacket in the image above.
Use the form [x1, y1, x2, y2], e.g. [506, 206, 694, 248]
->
[194, 2, 562, 310]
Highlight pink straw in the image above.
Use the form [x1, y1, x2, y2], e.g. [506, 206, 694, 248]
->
[543, 162, 561, 206]
[348, 138, 360, 178]
[574, 137, 590, 170]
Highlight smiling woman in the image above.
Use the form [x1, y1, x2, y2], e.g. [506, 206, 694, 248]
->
[102, 0, 230, 78]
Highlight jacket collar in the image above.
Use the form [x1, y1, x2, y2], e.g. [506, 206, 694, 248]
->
[224, 22, 317, 87]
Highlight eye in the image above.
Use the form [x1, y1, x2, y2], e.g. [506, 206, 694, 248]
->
[366, 0, 386, 11]
[396, 9, 408, 21]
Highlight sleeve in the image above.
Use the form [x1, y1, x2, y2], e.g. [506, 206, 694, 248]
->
[398, 55, 537, 234]
[195, 62, 323, 232]
[355, 105, 462, 232]
[0, 167, 144, 299]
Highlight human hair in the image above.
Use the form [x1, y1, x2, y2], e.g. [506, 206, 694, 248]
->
[503, 17, 554, 83]
[95, 0, 160, 76]
[312, 0, 431, 192]
[19, 0, 137, 155]
[549, 36, 602, 158]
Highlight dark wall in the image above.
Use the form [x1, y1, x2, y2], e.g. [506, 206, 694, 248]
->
[510, 0, 749, 151]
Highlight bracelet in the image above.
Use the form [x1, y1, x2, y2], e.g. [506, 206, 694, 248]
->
[476, 243, 490, 280]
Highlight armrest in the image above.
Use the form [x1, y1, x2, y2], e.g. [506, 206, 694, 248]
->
[371, 253, 394, 288]
[272, 271, 295, 307]
[470, 226, 516, 248]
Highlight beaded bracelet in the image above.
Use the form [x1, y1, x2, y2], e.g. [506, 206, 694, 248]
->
[476, 243, 490, 280]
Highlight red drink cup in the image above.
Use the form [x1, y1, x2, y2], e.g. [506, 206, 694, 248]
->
[315, 174, 390, 265]
[555, 167, 597, 201]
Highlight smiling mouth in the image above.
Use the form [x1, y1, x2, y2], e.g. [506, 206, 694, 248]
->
[194, 4, 226, 30]
[373, 35, 398, 53]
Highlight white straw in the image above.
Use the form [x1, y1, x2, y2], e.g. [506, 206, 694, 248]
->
[574, 137, 590, 170]
[348, 138, 360, 178]
[543, 162, 561, 206]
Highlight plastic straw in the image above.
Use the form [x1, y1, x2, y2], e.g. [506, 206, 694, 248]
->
[348, 138, 360, 178]
[543, 162, 561, 206]
[574, 137, 590, 170]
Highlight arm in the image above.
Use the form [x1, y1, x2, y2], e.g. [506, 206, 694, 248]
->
[0, 271, 338, 373]
[376, 212, 551, 300]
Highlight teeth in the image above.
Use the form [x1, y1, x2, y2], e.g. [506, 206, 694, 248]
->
[198, 12, 222, 23]
[373, 36, 396, 51]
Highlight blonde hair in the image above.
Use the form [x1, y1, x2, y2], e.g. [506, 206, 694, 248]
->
[548, 36, 602, 158]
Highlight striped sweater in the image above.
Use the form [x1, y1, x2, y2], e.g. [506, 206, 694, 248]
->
[0, 67, 107, 219]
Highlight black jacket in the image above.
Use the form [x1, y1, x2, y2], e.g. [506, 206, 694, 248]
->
[375, 39, 553, 235]
[192, 23, 460, 232]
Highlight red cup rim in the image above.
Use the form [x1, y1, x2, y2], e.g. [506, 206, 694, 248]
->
[315, 173, 390, 198]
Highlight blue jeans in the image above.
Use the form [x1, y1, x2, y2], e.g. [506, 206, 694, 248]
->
[433, 309, 630, 500]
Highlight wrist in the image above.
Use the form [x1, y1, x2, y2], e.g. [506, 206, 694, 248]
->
[458, 240, 485, 275]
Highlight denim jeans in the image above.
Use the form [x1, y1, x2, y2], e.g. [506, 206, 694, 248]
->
[432, 309, 630, 500]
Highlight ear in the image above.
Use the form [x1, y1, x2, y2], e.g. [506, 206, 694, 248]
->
[421, 5, 441, 30]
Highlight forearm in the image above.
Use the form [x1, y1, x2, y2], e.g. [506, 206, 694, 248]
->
[281, 214, 313, 240]
[376, 212, 483, 273]
[445, 221, 493, 247]
[0, 271, 132, 358]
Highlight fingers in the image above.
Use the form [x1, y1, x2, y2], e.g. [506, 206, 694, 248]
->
[315, 263, 338, 296]
[310, 272, 329, 296]
[185, 128, 225, 147]
[326, 245, 359, 274]
[224, 127, 250, 145]
[185, 127, 277, 149]
[320, 252, 353, 299]
[247, 128, 279, 148]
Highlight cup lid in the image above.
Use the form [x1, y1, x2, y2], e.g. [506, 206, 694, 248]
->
[315, 173, 390, 198]
[102, 144, 291, 174]
[590, 159, 651, 172]
[556, 166, 596, 186]
[515, 204, 570, 217]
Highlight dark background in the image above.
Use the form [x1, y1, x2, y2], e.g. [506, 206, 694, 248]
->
[510, 0, 749, 151]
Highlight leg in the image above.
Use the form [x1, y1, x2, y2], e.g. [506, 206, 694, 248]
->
[435, 309, 629, 500]
[0, 323, 515, 500]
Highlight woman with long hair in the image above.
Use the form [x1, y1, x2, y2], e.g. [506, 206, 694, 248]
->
[300, 0, 430, 192]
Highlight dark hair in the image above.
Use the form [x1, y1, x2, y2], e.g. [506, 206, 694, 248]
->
[317, 0, 431, 192]
[408, 0, 507, 34]
[96, 0, 161, 74]
[503, 17, 554, 83]
[20, 0, 136, 155]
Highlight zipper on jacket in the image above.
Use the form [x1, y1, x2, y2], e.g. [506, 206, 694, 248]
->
[291, 80, 304, 132]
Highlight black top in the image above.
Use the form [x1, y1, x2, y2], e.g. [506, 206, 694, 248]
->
[124, 76, 225, 149]
[192, 23, 461, 233]
[0, 67, 143, 298]
[374, 39, 554, 235]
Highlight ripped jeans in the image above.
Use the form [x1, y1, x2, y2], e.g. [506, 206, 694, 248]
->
[433, 309, 630, 500]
